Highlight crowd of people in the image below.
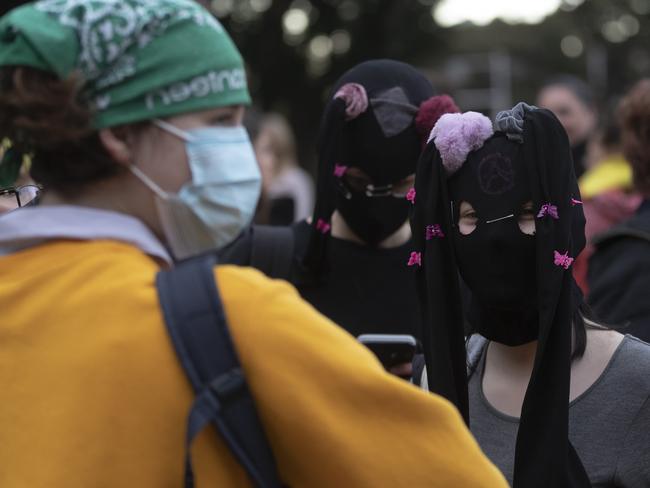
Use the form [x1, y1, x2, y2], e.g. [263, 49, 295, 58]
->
[0, 0, 648, 487]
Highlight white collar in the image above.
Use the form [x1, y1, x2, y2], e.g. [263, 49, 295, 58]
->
[0, 205, 172, 265]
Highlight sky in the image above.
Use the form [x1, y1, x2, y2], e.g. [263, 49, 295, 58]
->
[433, 0, 568, 27]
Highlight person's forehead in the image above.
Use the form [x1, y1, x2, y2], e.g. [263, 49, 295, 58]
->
[537, 86, 584, 109]
[450, 140, 530, 204]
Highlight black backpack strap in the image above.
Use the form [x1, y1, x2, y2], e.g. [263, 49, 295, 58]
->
[156, 255, 283, 488]
[250, 225, 295, 280]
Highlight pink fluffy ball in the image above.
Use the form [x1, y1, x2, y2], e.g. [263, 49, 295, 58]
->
[429, 112, 494, 174]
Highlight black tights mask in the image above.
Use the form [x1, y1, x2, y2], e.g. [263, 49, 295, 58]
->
[450, 136, 539, 345]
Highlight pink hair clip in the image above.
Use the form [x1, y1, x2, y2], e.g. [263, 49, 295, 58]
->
[334, 83, 368, 120]
[315, 218, 331, 234]
[333, 164, 348, 178]
[407, 251, 422, 267]
[425, 224, 445, 240]
[570, 198, 583, 206]
[406, 188, 416, 204]
[537, 203, 559, 219]
[553, 250, 574, 270]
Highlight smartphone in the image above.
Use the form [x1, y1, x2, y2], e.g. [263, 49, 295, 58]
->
[357, 334, 418, 369]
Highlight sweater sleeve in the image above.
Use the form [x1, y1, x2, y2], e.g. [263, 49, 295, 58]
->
[214, 265, 508, 488]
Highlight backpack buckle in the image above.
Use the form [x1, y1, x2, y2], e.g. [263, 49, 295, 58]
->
[209, 367, 246, 401]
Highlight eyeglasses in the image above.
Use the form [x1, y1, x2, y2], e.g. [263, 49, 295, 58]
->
[0, 184, 42, 211]
[337, 172, 415, 199]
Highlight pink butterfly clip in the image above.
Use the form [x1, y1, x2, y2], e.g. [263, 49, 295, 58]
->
[537, 203, 559, 219]
[315, 218, 331, 234]
[333, 164, 348, 178]
[407, 251, 422, 267]
[553, 250, 574, 270]
[570, 197, 583, 206]
[425, 224, 445, 240]
[406, 188, 416, 204]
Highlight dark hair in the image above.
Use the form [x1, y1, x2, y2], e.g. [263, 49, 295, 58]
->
[0, 66, 123, 196]
[619, 79, 650, 196]
[539, 74, 596, 109]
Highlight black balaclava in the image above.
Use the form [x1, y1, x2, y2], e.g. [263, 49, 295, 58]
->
[302, 59, 459, 274]
[450, 136, 539, 346]
[411, 104, 590, 488]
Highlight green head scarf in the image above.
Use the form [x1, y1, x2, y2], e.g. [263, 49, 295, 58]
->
[0, 0, 251, 129]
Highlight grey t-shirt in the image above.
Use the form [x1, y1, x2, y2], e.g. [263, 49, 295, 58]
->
[468, 334, 650, 487]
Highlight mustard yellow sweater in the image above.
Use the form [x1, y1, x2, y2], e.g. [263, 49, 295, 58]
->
[0, 240, 507, 487]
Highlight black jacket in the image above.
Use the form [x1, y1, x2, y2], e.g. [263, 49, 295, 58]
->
[588, 200, 650, 342]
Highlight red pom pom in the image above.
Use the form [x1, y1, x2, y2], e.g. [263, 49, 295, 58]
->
[415, 94, 460, 144]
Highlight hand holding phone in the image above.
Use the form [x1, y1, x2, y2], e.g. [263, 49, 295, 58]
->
[357, 334, 418, 374]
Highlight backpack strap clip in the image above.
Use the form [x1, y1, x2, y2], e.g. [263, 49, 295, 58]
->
[209, 367, 246, 401]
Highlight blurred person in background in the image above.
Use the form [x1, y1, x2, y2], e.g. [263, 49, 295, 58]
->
[589, 80, 650, 342]
[0, 1, 509, 486]
[536, 75, 597, 179]
[253, 112, 314, 225]
[572, 102, 642, 293]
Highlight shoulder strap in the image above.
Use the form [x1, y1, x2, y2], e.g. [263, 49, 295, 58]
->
[250, 225, 295, 280]
[156, 255, 283, 488]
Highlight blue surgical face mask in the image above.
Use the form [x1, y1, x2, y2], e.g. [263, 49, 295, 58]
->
[130, 119, 261, 260]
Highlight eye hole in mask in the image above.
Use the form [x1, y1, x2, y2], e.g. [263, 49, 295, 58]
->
[340, 167, 415, 198]
[458, 200, 479, 235]
[517, 201, 536, 235]
[456, 200, 536, 236]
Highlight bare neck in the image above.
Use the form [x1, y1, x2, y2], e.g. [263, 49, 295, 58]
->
[486, 340, 538, 378]
[482, 330, 625, 417]
[330, 210, 411, 248]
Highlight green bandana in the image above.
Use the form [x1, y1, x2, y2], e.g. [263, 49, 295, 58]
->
[0, 0, 251, 128]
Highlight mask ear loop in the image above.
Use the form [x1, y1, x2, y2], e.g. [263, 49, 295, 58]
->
[153, 119, 196, 142]
[129, 165, 169, 200]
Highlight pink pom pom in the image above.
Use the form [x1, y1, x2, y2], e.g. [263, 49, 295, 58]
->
[415, 94, 460, 144]
[429, 112, 494, 175]
[334, 83, 368, 120]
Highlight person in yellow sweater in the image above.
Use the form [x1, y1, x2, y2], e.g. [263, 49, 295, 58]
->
[0, 1, 507, 487]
